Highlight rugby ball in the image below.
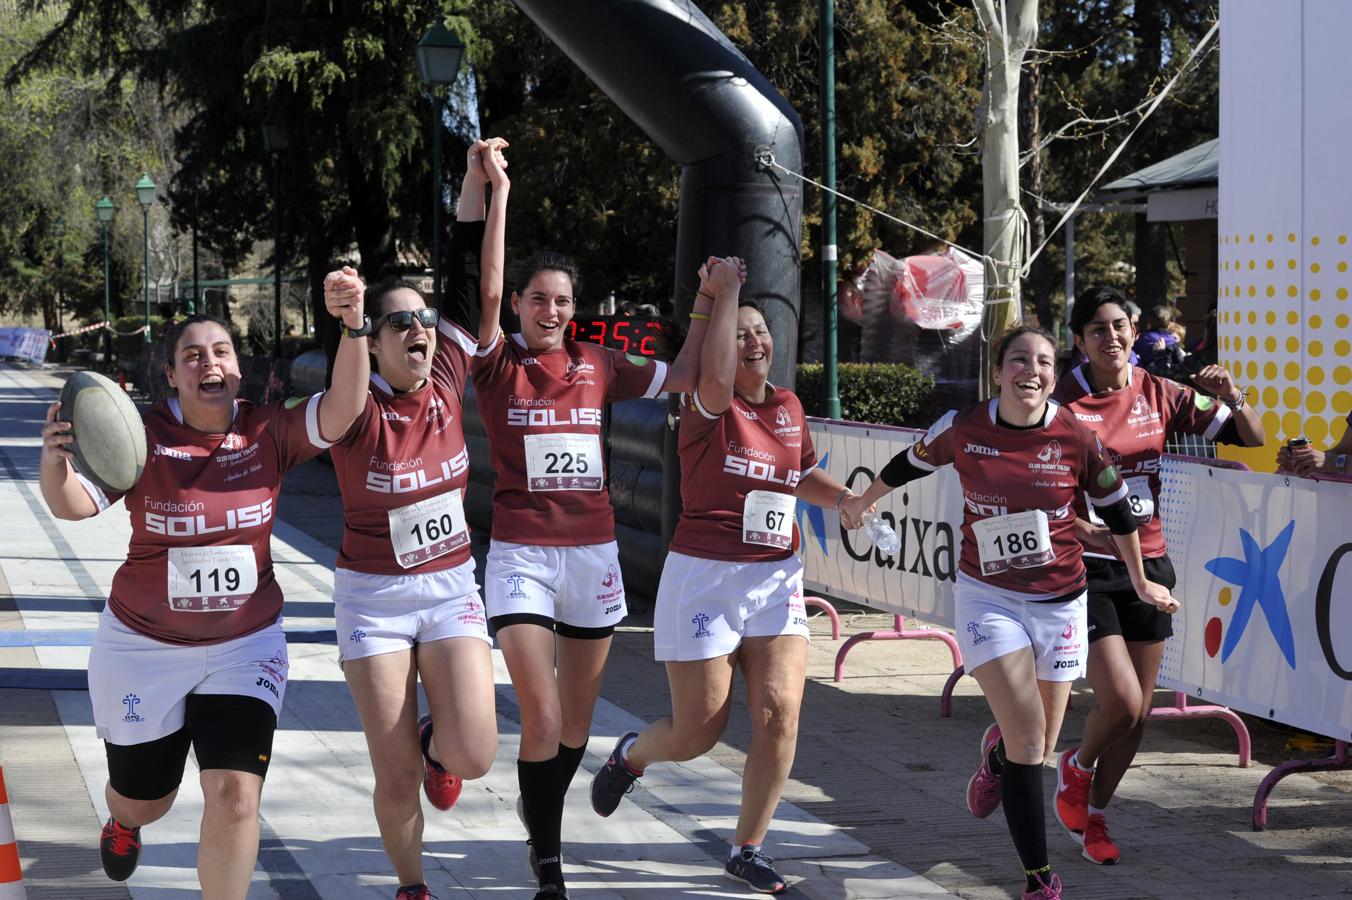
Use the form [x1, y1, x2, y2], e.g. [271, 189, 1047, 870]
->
[57, 371, 147, 494]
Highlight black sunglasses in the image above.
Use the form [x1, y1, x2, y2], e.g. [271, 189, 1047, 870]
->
[376, 308, 439, 333]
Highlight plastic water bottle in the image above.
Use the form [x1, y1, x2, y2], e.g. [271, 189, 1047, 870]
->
[861, 510, 901, 555]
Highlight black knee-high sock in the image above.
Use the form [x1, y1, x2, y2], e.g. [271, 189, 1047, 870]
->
[558, 742, 587, 800]
[1000, 760, 1051, 887]
[519, 756, 566, 887]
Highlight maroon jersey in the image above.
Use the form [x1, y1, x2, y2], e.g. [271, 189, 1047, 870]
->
[670, 386, 818, 563]
[472, 332, 668, 546]
[330, 319, 478, 576]
[908, 400, 1127, 597]
[80, 396, 330, 645]
[1053, 364, 1232, 559]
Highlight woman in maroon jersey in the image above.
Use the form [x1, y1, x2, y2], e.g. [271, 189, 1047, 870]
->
[476, 145, 719, 900]
[589, 280, 866, 894]
[840, 326, 1178, 900]
[38, 301, 368, 896]
[1050, 285, 1262, 866]
[319, 139, 507, 900]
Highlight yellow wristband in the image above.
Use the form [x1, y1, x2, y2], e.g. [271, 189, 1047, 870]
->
[689, 312, 711, 321]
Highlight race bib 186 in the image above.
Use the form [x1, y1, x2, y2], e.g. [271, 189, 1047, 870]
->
[971, 509, 1054, 576]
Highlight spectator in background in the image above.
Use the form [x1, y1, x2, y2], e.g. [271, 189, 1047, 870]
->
[1278, 411, 1352, 476]
[1123, 300, 1142, 330]
[1133, 305, 1186, 378]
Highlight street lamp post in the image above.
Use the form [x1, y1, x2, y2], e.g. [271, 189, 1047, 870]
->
[135, 173, 156, 344]
[416, 22, 465, 308]
[262, 116, 289, 359]
[819, 0, 841, 419]
[96, 196, 116, 367]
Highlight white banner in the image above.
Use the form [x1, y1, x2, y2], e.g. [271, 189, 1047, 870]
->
[1159, 459, 1352, 741]
[801, 417, 1352, 741]
[799, 419, 962, 624]
[0, 328, 51, 364]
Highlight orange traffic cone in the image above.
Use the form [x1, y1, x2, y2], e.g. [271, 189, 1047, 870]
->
[0, 768, 26, 898]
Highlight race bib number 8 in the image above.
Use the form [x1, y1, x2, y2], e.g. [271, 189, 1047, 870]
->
[971, 509, 1054, 576]
[743, 490, 796, 549]
[1086, 476, 1155, 526]
[388, 489, 469, 569]
[524, 433, 603, 491]
[167, 545, 258, 612]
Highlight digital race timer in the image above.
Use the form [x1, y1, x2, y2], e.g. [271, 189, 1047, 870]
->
[566, 316, 665, 356]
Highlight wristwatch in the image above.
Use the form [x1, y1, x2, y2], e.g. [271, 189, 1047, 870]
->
[1226, 390, 1247, 411]
[342, 315, 373, 338]
[1336, 452, 1348, 474]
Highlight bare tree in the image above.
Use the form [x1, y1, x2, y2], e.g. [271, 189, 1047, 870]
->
[974, 0, 1038, 396]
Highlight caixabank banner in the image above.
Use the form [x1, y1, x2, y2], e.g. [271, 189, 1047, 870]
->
[1158, 458, 1352, 741]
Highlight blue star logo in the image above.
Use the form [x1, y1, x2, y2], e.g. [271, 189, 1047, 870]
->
[796, 451, 830, 554]
[1204, 521, 1297, 669]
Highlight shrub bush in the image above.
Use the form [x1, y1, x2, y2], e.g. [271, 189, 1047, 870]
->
[796, 362, 935, 428]
[111, 315, 174, 361]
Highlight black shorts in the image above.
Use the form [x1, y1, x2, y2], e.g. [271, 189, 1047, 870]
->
[105, 694, 277, 801]
[1085, 554, 1177, 644]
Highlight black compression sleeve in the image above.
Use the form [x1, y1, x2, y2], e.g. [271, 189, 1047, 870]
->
[879, 448, 929, 488]
[1096, 495, 1139, 535]
[440, 218, 485, 334]
[1213, 416, 1242, 446]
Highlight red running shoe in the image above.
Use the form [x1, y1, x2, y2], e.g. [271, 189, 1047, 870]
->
[395, 886, 434, 899]
[966, 723, 1003, 818]
[99, 816, 141, 881]
[1055, 746, 1092, 837]
[1082, 812, 1121, 865]
[418, 715, 463, 811]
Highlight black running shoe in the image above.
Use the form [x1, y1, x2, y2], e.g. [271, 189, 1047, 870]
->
[533, 885, 569, 900]
[590, 731, 640, 816]
[99, 816, 141, 881]
[725, 846, 787, 894]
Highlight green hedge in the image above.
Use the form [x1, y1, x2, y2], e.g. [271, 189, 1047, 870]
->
[797, 362, 935, 428]
[111, 315, 174, 361]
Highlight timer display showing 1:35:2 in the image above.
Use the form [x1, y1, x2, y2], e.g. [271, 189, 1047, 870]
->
[565, 316, 664, 356]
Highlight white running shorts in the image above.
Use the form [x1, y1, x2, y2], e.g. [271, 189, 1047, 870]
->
[88, 606, 289, 746]
[484, 540, 626, 630]
[333, 559, 489, 663]
[954, 572, 1087, 682]
[653, 551, 810, 662]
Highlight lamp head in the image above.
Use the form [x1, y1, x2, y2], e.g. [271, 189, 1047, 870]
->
[135, 173, 156, 209]
[416, 22, 465, 87]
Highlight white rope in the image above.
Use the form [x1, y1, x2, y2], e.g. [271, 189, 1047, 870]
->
[1022, 18, 1219, 275]
[755, 149, 989, 264]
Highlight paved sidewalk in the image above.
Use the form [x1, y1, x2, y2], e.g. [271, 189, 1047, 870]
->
[2, 361, 1351, 898]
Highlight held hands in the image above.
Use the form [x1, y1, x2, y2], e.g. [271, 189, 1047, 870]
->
[323, 266, 365, 331]
[838, 493, 874, 531]
[1134, 579, 1181, 614]
[41, 401, 75, 464]
[466, 137, 510, 183]
[1191, 364, 1242, 406]
[697, 256, 747, 301]
[476, 137, 510, 189]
